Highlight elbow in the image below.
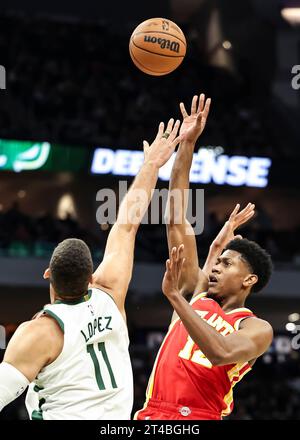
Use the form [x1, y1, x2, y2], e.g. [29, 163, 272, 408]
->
[208, 350, 228, 367]
[210, 356, 226, 367]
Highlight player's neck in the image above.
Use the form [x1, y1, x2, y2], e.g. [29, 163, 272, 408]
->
[220, 296, 247, 313]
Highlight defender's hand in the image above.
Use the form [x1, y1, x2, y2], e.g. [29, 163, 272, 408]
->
[179, 93, 211, 143]
[143, 118, 183, 169]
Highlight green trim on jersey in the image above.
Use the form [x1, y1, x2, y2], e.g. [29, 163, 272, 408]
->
[32, 397, 45, 420]
[33, 384, 44, 392]
[54, 289, 92, 305]
[32, 409, 43, 420]
[43, 309, 65, 333]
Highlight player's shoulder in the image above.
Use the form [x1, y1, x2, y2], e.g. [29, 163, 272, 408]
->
[239, 316, 273, 335]
[19, 314, 63, 340]
[8, 317, 62, 360]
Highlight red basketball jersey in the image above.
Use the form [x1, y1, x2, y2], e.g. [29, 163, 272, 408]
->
[136, 293, 256, 420]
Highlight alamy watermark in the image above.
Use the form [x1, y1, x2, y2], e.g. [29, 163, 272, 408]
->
[96, 182, 205, 235]
[0, 325, 6, 349]
[291, 65, 300, 90]
[0, 65, 6, 90]
[291, 325, 300, 350]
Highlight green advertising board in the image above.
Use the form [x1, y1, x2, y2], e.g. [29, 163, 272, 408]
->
[0, 139, 90, 172]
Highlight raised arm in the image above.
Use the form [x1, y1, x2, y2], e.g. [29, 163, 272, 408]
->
[162, 246, 273, 366]
[165, 94, 211, 296]
[91, 119, 183, 318]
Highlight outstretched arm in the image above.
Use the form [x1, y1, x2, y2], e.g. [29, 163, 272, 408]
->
[92, 119, 183, 319]
[162, 246, 273, 366]
[165, 94, 211, 296]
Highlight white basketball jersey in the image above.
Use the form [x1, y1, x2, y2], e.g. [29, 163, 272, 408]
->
[25, 288, 133, 420]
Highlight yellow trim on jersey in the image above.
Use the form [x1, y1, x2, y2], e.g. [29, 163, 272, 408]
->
[221, 387, 234, 417]
[227, 363, 241, 382]
[134, 317, 180, 420]
[222, 362, 252, 417]
[190, 292, 207, 305]
[238, 366, 252, 381]
[225, 307, 252, 315]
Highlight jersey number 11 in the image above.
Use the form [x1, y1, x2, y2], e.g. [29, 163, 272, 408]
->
[87, 342, 118, 390]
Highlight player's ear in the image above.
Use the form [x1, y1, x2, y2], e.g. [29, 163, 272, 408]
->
[243, 274, 258, 290]
[43, 268, 50, 279]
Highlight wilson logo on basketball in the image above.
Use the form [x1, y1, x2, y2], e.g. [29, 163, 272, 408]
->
[144, 36, 180, 53]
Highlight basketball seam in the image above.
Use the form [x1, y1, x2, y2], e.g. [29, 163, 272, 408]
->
[133, 30, 187, 46]
[129, 46, 174, 74]
[131, 38, 185, 59]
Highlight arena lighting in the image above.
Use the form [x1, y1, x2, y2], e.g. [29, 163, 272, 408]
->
[286, 323, 297, 331]
[288, 313, 300, 322]
[281, 1, 300, 25]
[57, 193, 77, 220]
[281, 8, 300, 24]
[91, 148, 272, 188]
[222, 40, 232, 50]
[17, 190, 26, 199]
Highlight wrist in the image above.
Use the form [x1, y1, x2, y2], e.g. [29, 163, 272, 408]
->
[180, 139, 197, 148]
[143, 158, 160, 170]
[165, 288, 182, 302]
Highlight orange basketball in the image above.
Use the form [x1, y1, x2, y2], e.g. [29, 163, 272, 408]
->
[129, 18, 187, 76]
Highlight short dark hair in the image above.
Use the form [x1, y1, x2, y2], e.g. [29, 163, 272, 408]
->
[224, 238, 273, 293]
[49, 238, 93, 298]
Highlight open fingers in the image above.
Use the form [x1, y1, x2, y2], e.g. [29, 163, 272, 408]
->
[177, 244, 184, 260]
[179, 257, 185, 274]
[236, 203, 255, 220]
[191, 95, 198, 115]
[180, 102, 188, 119]
[143, 140, 149, 150]
[229, 203, 241, 220]
[202, 97, 211, 119]
[155, 121, 165, 141]
[176, 244, 184, 273]
[235, 203, 255, 226]
[168, 119, 180, 142]
[239, 211, 255, 224]
[197, 93, 205, 113]
[169, 245, 185, 278]
[165, 118, 175, 135]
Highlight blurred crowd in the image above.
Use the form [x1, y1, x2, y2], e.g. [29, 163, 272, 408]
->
[0, 201, 299, 264]
[0, 12, 298, 158]
[0, 202, 104, 259]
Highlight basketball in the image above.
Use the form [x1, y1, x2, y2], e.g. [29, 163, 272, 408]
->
[129, 18, 187, 76]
